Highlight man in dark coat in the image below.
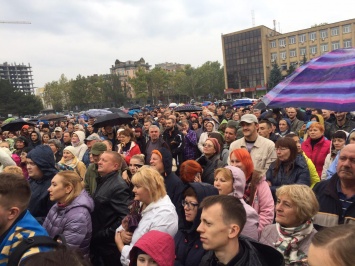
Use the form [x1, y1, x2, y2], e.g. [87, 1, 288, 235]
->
[163, 117, 184, 171]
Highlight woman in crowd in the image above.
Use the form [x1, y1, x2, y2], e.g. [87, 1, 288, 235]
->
[260, 184, 319, 265]
[117, 128, 141, 165]
[71, 131, 88, 161]
[179, 160, 203, 183]
[48, 139, 63, 163]
[308, 224, 355, 266]
[301, 122, 331, 177]
[28, 131, 42, 150]
[232, 112, 241, 121]
[13, 136, 28, 156]
[213, 166, 259, 240]
[57, 146, 86, 186]
[266, 137, 311, 200]
[115, 166, 178, 266]
[277, 118, 292, 137]
[43, 170, 94, 257]
[122, 154, 145, 197]
[196, 138, 224, 184]
[19, 147, 31, 179]
[229, 148, 274, 233]
[197, 120, 215, 153]
[133, 127, 146, 153]
[174, 183, 218, 266]
[41, 132, 51, 145]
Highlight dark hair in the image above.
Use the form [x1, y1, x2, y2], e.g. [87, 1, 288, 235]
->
[310, 114, 320, 122]
[119, 128, 136, 142]
[332, 130, 347, 140]
[274, 137, 298, 176]
[225, 125, 237, 134]
[285, 133, 298, 138]
[208, 132, 225, 146]
[200, 195, 246, 235]
[259, 119, 272, 128]
[184, 187, 197, 199]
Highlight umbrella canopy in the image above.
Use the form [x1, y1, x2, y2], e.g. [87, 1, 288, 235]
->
[174, 105, 202, 112]
[201, 101, 212, 107]
[169, 103, 177, 108]
[85, 109, 112, 118]
[1, 119, 36, 131]
[93, 113, 134, 128]
[263, 48, 355, 112]
[106, 107, 127, 114]
[253, 101, 267, 110]
[129, 105, 141, 110]
[38, 113, 67, 121]
[232, 99, 253, 107]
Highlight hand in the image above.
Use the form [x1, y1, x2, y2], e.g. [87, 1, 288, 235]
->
[120, 230, 133, 244]
[194, 173, 202, 182]
[115, 231, 124, 252]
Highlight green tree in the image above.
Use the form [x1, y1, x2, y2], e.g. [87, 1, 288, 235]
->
[129, 68, 149, 101]
[287, 64, 296, 76]
[196, 61, 224, 99]
[102, 74, 127, 106]
[43, 74, 70, 111]
[267, 62, 283, 89]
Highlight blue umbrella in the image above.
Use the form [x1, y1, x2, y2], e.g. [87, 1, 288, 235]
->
[232, 99, 253, 107]
[202, 101, 212, 107]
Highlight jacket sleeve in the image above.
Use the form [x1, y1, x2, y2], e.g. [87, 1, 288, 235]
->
[304, 154, 320, 187]
[62, 209, 91, 249]
[185, 130, 197, 147]
[255, 180, 275, 234]
[296, 167, 311, 186]
[198, 133, 207, 153]
[326, 153, 338, 179]
[264, 145, 277, 171]
[125, 143, 141, 164]
[321, 153, 331, 180]
[0, 149, 16, 167]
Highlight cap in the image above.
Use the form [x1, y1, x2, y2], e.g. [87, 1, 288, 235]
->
[85, 133, 101, 141]
[54, 127, 62, 132]
[190, 113, 198, 118]
[240, 114, 258, 124]
[22, 125, 29, 129]
[91, 142, 107, 155]
[64, 146, 76, 156]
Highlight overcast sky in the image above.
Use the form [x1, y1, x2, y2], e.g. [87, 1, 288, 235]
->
[1, 0, 354, 88]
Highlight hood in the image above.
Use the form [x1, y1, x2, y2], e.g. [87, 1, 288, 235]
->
[27, 145, 58, 178]
[225, 165, 246, 199]
[155, 147, 172, 176]
[74, 130, 86, 144]
[282, 118, 292, 131]
[30, 131, 42, 144]
[129, 230, 175, 266]
[66, 190, 94, 213]
[181, 182, 219, 232]
[346, 128, 355, 144]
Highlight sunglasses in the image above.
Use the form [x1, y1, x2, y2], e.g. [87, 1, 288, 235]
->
[129, 164, 143, 168]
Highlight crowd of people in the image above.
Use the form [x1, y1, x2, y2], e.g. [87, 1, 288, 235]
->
[0, 102, 355, 266]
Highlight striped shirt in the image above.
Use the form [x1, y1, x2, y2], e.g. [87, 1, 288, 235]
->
[337, 181, 355, 216]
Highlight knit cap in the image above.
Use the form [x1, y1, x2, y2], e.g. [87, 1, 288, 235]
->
[206, 137, 221, 155]
[64, 146, 77, 156]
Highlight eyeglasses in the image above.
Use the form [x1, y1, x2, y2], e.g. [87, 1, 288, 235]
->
[182, 200, 199, 209]
[275, 147, 289, 151]
[129, 164, 143, 168]
[203, 143, 214, 148]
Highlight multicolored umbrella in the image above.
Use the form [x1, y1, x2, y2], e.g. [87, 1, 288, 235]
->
[263, 48, 355, 112]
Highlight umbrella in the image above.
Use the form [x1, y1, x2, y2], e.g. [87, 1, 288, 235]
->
[174, 105, 203, 112]
[85, 109, 112, 118]
[169, 103, 177, 108]
[253, 101, 267, 110]
[232, 99, 253, 107]
[38, 113, 67, 121]
[1, 118, 36, 131]
[93, 113, 134, 128]
[201, 101, 212, 107]
[129, 105, 141, 110]
[263, 48, 355, 112]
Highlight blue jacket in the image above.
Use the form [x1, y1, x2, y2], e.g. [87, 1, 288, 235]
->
[174, 183, 218, 266]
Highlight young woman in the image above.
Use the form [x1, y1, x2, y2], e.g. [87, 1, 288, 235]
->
[122, 154, 145, 196]
[41, 132, 51, 145]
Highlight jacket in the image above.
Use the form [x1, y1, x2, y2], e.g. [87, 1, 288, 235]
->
[199, 235, 284, 266]
[118, 195, 178, 266]
[301, 136, 331, 177]
[183, 128, 198, 160]
[303, 153, 320, 188]
[226, 165, 259, 240]
[175, 183, 219, 266]
[57, 155, 87, 180]
[229, 135, 277, 173]
[0, 148, 16, 171]
[117, 141, 142, 165]
[28, 131, 42, 150]
[84, 163, 98, 196]
[43, 190, 94, 257]
[144, 137, 170, 164]
[163, 126, 184, 166]
[313, 173, 355, 229]
[328, 118, 355, 138]
[71, 131, 88, 161]
[290, 117, 304, 133]
[90, 171, 130, 255]
[27, 145, 58, 224]
[266, 154, 311, 200]
[196, 154, 225, 185]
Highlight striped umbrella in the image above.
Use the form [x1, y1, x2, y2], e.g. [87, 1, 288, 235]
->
[263, 48, 355, 112]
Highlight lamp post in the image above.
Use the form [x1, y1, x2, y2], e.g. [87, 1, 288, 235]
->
[240, 88, 245, 98]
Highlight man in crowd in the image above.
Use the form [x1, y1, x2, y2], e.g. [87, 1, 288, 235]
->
[143, 119, 152, 142]
[163, 117, 184, 171]
[229, 114, 276, 172]
[62, 131, 72, 148]
[90, 151, 130, 265]
[102, 125, 117, 150]
[54, 127, 64, 144]
[82, 133, 101, 167]
[328, 111, 355, 138]
[144, 125, 169, 164]
[287, 107, 304, 133]
[258, 119, 280, 143]
[322, 109, 335, 124]
[222, 124, 237, 164]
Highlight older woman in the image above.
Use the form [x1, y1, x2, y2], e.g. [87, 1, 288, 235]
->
[71, 131, 88, 161]
[301, 122, 331, 177]
[266, 137, 311, 200]
[115, 166, 178, 266]
[197, 120, 216, 153]
[43, 170, 94, 257]
[229, 148, 274, 233]
[196, 138, 225, 184]
[117, 128, 141, 165]
[260, 184, 319, 265]
[213, 166, 259, 240]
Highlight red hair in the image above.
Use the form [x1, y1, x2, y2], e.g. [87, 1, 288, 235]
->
[179, 160, 203, 183]
[309, 122, 325, 133]
[230, 148, 254, 178]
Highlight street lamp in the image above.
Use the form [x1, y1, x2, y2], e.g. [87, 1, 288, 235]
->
[240, 88, 245, 98]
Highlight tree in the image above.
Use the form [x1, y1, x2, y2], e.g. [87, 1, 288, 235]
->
[267, 62, 283, 89]
[287, 64, 296, 76]
[196, 61, 225, 99]
[129, 68, 149, 101]
[43, 74, 70, 111]
[101, 74, 127, 106]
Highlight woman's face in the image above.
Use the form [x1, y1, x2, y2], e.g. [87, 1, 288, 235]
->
[279, 120, 289, 132]
[229, 153, 247, 176]
[183, 195, 198, 222]
[15, 140, 25, 149]
[205, 123, 213, 132]
[121, 134, 131, 144]
[308, 127, 323, 139]
[192, 123, 199, 130]
[133, 184, 152, 205]
[203, 140, 216, 157]
[71, 134, 79, 143]
[42, 134, 50, 143]
[8, 132, 15, 138]
[276, 146, 291, 162]
[62, 150, 74, 161]
[275, 194, 301, 227]
[129, 158, 143, 175]
[233, 113, 240, 121]
[214, 172, 233, 195]
[333, 138, 346, 151]
[48, 174, 71, 203]
[292, 136, 302, 153]
[137, 254, 158, 266]
[20, 151, 27, 163]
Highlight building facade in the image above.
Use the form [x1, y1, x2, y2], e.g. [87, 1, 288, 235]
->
[222, 18, 355, 99]
[0, 62, 34, 94]
[155, 62, 186, 72]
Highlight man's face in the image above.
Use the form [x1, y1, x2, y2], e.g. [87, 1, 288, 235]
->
[149, 128, 160, 141]
[26, 158, 43, 179]
[335, 112, 347, 122]
[180, 114, 187, 120]
[15, 141, 25, 149]
[150, 153, 164, 173]
[253, 110, 261, 118]
[143, 122, 151, 131]
[165, 119, 174, 131]
[55, 131, 62, 138]
[216, 108, 223, 115]
[225, 112, 232, 119]
[337, 144, 355, 181]
[138, 113, 144, 119]
[63, 133, 71, 143]
[258, 123, 272, 138]
[160, 117, 166, 126]
[97, 153, 118, 176]
[224, 127, 237, 144]
[67, 124, 74, 132]
[197, 203, 231, 251]
[87, 125, 93, 132]
[86, 139, 97, 149]
[92, 153, 102, 164]
[240, 122, 258, 139]
[104, 126, 113, 134]
[48, 143, 58, 153]
[287, 108, 297, 120]
[60, 121, 66, 128]
[321, 109, 331, 119]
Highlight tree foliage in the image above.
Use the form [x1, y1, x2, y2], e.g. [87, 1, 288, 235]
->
[267, 62, 283, 89]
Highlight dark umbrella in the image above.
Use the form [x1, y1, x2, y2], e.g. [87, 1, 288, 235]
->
[93, 113, 134, 128]
[253, 101, 267, 110]
[129, 105, 141, 110]
[1, 119, 36, 131]
[263, 48, 355, 112]
[85, 109, 112, 118]
[174, 105, 203, 112]
[38, 113, 67, 121]
[106, 107, 127, 114]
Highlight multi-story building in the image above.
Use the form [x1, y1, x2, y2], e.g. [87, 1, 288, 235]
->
[222, 18, 355, 99]
[155, 62, 186, 72]
[0, 62, 34, 94]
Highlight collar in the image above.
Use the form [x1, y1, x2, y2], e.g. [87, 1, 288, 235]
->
[337, 180, 355, 200]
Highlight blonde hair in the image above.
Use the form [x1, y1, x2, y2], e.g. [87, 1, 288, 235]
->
[131, 166, 166, 202]
[276, 184, 319, 222]
[214, 168, 233, 182]
[3, 166, 24, 178]
[130, 154, 145, 165]
[56, 171, 83, 205]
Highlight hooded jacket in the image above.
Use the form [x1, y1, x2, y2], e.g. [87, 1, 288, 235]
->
[225, 166, 259, 240]
[27, 145, 58, 224]
[196, 154, 225, 185]
[129, 230, 175, 266]
[28, 131, 42, 150]
[43, 190, 94, 257]
[71, 131, 88, 161]
[175, 183, 219, 266]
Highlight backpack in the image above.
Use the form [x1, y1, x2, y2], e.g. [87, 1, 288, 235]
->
[8, 234, 66, 266]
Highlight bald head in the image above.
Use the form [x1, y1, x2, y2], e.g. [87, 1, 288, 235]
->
[336, 144, 355, 181]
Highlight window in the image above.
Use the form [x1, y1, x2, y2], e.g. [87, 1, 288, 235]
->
[343, 24, 351, 34]
[280, 51, 286, 60]
[300, 48, 306, 56]
[331, 41, 340, 50]
[299, 34, 306, 43]
[289, 49, 296, 57]
[320, 30, 328, 39]
[310, 46, 317, 55]
[270, 40, 276, 48]
[321, 44, 328, 53]
[331, 27, 339, 36]
[280, 64, 287, 71]
[279, 38, 286, 47]
[344, 39, 352, 48]
[289, 36, 296, 44]
[271, 53, 277, 61]
[309, 32, 316, 41]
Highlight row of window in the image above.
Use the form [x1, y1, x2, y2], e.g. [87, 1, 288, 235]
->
[271, 40, 352, 60]
[271, 24, 352, 48]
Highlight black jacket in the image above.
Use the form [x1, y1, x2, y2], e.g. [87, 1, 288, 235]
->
[199, 236, 284, 266]
[90, 171, 130, 255]
[197, 154, 225, 185]
[163, 126, 184, 166]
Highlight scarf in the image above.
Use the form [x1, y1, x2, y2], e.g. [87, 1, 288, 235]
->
[243, 177, 252, 204]
[274, 221, 314, 265]
[59, 157, 79, 169]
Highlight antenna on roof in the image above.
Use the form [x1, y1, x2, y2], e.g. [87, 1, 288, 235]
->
[251, 10, 255, 27]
